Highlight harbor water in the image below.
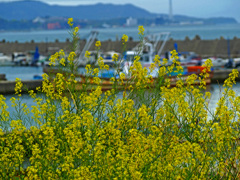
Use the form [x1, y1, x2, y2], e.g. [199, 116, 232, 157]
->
[0, 24, 240, 43]
[1, 66, 240, 126]
[0, 66, 43, 81]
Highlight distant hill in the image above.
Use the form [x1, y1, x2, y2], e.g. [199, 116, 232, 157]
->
[173, 15, 238, 24]
[0, 0, 237, 29]
[0, 0, 156, 20]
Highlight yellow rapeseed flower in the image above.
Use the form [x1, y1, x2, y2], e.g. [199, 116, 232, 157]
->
[93, 68, 99, 75]
[119, 72, 125, 79]
[95, 41, 101, 47]
[59, 49, 65, 57]
[73, 26, 79, 36]
[60, 58, 65, 66]
[93, 77, 101, 85]
[49, 52, 59, 66]
[112, 53, 119, 62]
[98, 56, 104, 69]
[3, 17, 240, 180]
[104, 64, 109, 70]
[15, 78, 23, 96]
[110, 77, 115, 83]
[68, 51, 76, 65]
[85, 51, 91, 58]
[138, 25, 144, 35]
[68, 18, 73, 27]
[122, 34, 128, 43]
[85, 64, 92, 74]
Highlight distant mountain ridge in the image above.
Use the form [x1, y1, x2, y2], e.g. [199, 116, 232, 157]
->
[0, 0, 156, 20]
[0, 0, 237, 25]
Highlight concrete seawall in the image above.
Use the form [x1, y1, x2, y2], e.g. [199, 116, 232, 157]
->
[211, 68, 240, 83]
[0, 80, 42, 94]
[0, 37, 240, 58]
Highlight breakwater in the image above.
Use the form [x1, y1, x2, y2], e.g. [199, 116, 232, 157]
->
[0, 37, 240, 58]
[211, 69, 240, 83]
[0, 80, 42, 94]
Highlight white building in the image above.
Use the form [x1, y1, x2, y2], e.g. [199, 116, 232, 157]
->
[126, 17, 138, 26]
[33, 17, 45, 23]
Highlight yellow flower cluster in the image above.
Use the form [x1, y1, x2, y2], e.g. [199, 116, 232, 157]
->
[1, 19, 240, 179]
[98, 56, 104, 70]
[122, 34, 128, 44]
[126, 55, 153, 89]
[14, 78, 23, 96]
[68, 51, 76, 66]
[138, 25, 144, 35]
[95, 40, 101, 47]
[112, 53, 119, 62]
[85, 50, 91, 58]
[73, 26, 79, 36]
[68, 17, 73, 27]
[49, 52, 59, 66]
[224, 69, 239, 87]
[0, 95, 9, 122]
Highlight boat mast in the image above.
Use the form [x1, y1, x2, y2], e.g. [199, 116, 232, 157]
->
[77, 31, 98, 66]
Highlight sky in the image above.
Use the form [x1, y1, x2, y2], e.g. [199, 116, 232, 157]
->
[1, 0, 240, 22]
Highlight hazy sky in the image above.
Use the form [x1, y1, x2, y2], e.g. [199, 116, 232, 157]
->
[1, 0, 240, 22]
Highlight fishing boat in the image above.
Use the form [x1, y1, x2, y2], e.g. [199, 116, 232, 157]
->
[101, 51, 121, 67]
[85, 50, 121, 67]
[0, 53, 12, 66]
[122, 32, 171, 77]
[43, 31, 212, 91]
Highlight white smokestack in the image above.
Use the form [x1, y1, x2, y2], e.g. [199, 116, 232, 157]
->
[169, 0, 173, 21]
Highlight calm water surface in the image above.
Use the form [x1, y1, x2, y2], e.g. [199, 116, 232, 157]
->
[0, 66, 43, 81]
[3, 83, 240, 124]
[1, 66, 240, 129]
[0, 24, 240, 43]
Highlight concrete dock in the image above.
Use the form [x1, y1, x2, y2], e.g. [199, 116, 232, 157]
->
[0, 68, 239, 95]
[211, 68, 240, 83]
[0, 80, 42, 94]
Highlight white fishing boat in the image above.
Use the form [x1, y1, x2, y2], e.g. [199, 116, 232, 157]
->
[122, 43, 159, 77]
[202, 57, 228, 69]
[101, 51, 121, 66]
[80, 50, 104, 66]
[0, 53, 12, 66]
[26, 51, 48, 66]
[122, 32, 171, 77]
[176, 51, 200, 66]
[234, 58, 240, 68]
[12, 52, 28, 65]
